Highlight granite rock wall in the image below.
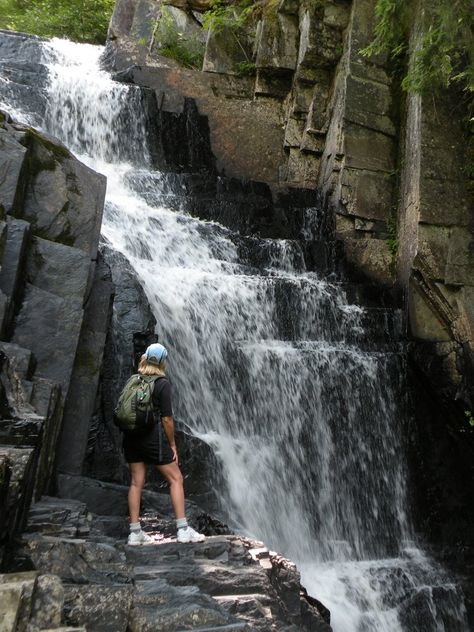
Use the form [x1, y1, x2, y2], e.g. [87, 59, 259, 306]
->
[0, 111, 109, 568]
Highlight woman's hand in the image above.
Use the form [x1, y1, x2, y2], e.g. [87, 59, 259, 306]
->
[171, 445, 179, 465]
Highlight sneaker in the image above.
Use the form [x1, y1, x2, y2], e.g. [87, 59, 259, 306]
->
[177, 526, 205, 544]
[127, 530, 155, 545]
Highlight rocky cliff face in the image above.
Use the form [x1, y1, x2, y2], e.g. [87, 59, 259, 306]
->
[105, 0, 474, 408]
[105, 0, 474, 559]
[0, 108, 109, 568]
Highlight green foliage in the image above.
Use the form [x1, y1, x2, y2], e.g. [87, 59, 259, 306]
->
[202, 0, 279, 33]
[464, 410, 474, 427]
[202, 0, 255, 34]
[386, 209, 399, 256]
[154, 9, 205, 69]
[363, 0, 474, 185]
[236, 60, 256, 76]
[362, 0, 474, 96]
[0, 0, 115, 44]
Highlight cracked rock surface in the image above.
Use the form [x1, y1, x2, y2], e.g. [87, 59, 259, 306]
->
[3, 489, 331, 631]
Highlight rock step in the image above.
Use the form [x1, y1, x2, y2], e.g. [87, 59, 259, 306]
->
[15, 535, 133, 585]
[175, 624, 249, 632]
[132, 561, 272, 597]
[125, 536, 232, 563]
[129, 576, 245, 632]
[26, 496, 91, 539]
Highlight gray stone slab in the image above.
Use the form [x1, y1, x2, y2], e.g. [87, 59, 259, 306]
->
[0, 582, 23, 632]
[0, 127, 27, 214]
[12, 284, 83, 395]
[31, 377, 58, 417]
[17, 535, 132, 585]
[57, 258, 113, 475]
[20, 134, 106, 257]
[64, 584, 133, 632]
[26, 236, 90, 303]
[129, 577, 238, 632]
[0, 288, 10, 338]
[0, 218, 30, 305]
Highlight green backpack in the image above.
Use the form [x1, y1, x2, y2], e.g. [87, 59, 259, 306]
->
[114, 374, 161, 434]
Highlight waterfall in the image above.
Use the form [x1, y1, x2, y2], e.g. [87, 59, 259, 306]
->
[1, 36, 468, 631]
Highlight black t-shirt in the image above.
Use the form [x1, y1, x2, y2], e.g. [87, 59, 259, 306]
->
[152, 377, 173, 418]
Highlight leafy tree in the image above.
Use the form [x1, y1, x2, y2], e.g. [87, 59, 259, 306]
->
[0, 0, 115, 44]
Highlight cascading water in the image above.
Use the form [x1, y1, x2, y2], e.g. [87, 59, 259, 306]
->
[0, 36, 469, 631]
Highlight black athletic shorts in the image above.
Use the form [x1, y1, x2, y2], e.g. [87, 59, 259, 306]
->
[122, 422, 174, 466]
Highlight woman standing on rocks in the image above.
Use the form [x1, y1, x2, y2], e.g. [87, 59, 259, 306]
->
[122, 343, 205, 545]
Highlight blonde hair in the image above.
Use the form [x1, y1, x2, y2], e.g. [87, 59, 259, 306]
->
[138, 355, 166, 377]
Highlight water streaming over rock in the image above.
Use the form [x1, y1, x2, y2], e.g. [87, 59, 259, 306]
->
[0, 36, 469, 631]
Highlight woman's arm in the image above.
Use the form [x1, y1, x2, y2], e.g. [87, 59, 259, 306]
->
[161, 415, 178, 462]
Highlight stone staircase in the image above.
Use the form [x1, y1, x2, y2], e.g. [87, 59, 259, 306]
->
[0, 486, 332, 631]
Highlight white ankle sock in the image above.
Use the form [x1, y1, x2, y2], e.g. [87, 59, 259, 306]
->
[130, 522, 141, 533]
[176, 518, 188, 530]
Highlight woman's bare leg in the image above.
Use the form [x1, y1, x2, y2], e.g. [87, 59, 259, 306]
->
[128, 462, 146, 523]
[157, 462, 185, 519]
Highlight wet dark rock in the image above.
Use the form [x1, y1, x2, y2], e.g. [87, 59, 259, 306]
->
[0, 125, 28, 215]
[25, 236, 92, 303]
[12, 284, 83, 396]
[83, 243, 155, 484]
[56, 254, 114, 476]
[18, 134, 106, 256]
[0, 114, 110, 571]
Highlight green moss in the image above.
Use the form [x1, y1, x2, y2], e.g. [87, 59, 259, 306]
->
[236, 60, 256, 76]
[29, 129, 71, 160]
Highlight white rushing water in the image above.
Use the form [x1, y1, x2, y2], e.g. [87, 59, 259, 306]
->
[1, 37, 468, 631]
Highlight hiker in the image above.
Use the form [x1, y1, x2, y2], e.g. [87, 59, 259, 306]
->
[120, 342, 205, 545]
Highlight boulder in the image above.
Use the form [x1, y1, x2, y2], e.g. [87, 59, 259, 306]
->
[11, 127, 106, 257]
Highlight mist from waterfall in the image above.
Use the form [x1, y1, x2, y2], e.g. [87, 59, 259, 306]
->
[2, 36, 468, 631]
